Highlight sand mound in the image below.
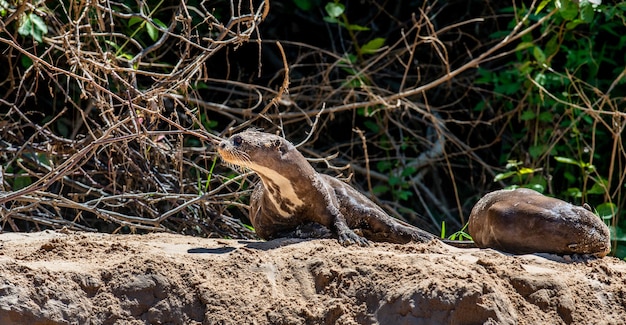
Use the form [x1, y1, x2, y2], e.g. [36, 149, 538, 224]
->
[0, 231, 624, 324]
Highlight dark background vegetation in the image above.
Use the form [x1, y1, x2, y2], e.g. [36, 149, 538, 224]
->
[1, 0, 625, 258]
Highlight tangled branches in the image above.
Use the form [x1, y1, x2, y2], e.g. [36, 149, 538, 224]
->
[0, 0, 269, 235]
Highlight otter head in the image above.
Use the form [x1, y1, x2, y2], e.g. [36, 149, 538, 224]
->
[217, 130, 301, 172]
[217, 130, 312, 216]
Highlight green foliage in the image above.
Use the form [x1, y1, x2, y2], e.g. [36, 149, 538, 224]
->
[128, 16, 167, 42]
[18, 12, 48, 42]
[481, 0, 626, 257]
[373, 159, 414, 202]
[293, 0, 317, 11]
[4, 153, 51, 191]
[324, 2, 370, 31]
[323, 1, 385, 59]
[441, 221, 472, 241]
[360, 38, 386, 54]
[0, 0, 9, 16]
[494, 160, 545, 192]
[0, 0, 263, 236]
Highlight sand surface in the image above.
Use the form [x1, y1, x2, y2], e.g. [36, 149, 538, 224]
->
[0, 230, 625, 324]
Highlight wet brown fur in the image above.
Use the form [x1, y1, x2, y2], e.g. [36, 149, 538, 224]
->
[218, 130, 436, 246]
[469, 188, 611, 257]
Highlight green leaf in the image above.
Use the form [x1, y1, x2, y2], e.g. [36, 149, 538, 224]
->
[104, 40, 121, 50]
[505, 160, 522, 169]
[0, 0, 8, 17]
[346, 53, 358, 63]
[363, 120, 379, 133]
[36, 153, 50, 167]
[534, 72, 547, 86]
[609, 226, 626, 243]
[545, 36, 559, 58]
[529, 174, 547, 190]
[532, 46, 546, 63]
[475, 68, 493, 84]
[18, 15, 33, 37]
[13, 174, 32, 190]
[554, 156, 580, 166]
[104, 40, 133, 60]
[372, 185, 390, 195]
[494, 171, 517, 182]
[440, 221, 446, 238]
[565, 19, 585, 30]
[56, 119, 70, 137]
[389, 176, 401, 186]
[20, 54, 33, 68]
[395, 190, 412, 200]
[515, 42, 535, 51]
[449, 231, 472, 241]
[30, 14, 48, 36]
[376, 160, 392, 172]
[128, 17, 143, 27]
[588, 181, 606, 195]
[18, 13, 48, 42]
[325, 2, 344, 18]
[538, 111, 553, 122]
[580, 0, 595, 23]
[153, 18, 167, 29]
[517, 61, 533, 74]
[564, 171, 576, 184]
[360, 37, 385, 54]
[146, 22, 158, 41]
[596, 203, 617, 220]
[194, 82, 210, 90]
[565, 187, 582, 198]
[536, 0, 553, 14]
[344, 23, 370, 31]
[588, 178, 608, 195]
[518, 167, 535, 175]
[533, 46, 546, 63]
[520, 110, 536, 121]
[525, 183, 545, 193]
[401, 166, 416, 177]
[494, 80, 521, 95]
[293, 0, 315, 11]
[204, 119, 218, 129]
[529, 145, 547, 159]
[557, 0, 579, 20]
[473, 102, 485, 112]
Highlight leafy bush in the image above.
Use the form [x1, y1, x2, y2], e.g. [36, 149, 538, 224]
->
[477, 0, 626, 257]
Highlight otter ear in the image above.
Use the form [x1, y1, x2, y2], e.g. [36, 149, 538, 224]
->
[582, 203, 592, 211]
[278, 142, 289, 156]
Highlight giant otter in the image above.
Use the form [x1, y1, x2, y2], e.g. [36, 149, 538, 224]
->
[468, 188, 611, 257]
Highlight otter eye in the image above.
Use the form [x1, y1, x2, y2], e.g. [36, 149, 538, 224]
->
[232, 135, 243, 147]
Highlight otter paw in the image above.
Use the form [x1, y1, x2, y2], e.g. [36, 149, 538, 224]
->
[338, 230, 369, 247]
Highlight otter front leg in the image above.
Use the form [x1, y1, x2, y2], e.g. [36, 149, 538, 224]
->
[314, 175, 369, 246]
[332, 212, 369, 246]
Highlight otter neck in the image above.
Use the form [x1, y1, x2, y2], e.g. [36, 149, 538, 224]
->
[247, 162, 307, 217]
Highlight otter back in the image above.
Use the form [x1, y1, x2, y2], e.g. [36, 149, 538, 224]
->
[468, 188, 611, 257]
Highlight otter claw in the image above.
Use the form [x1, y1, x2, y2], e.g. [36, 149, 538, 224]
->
[338, 231, 369, 247]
